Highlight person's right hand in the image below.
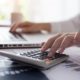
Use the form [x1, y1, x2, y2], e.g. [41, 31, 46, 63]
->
[41, 33, 76, 57]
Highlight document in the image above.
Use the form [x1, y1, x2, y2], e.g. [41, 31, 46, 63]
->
[43, 46, 80, 80]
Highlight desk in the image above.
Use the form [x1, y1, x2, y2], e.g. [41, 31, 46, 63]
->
[0, 27, 80, 80]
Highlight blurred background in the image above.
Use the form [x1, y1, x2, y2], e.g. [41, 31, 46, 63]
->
[0, 0, 80, 32]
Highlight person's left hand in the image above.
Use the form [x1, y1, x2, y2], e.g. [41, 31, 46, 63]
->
[10, 21, 51, 33]
[10, 22, 36, 33]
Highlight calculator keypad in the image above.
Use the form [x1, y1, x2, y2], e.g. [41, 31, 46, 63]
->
[19, 50, 65, 60]
[0, 49, 67, 60]
[20, 50, 48, 60]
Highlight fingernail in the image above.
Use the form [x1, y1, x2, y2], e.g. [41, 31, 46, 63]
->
[41, 46, 46, 51]
[40, 48, 45, 52]
[58, 48, 64, 53]
[41, 42, 45, 46]
[45, 59, 52, 64]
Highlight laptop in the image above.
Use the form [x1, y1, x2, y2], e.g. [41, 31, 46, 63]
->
[0, 32, 42, 48]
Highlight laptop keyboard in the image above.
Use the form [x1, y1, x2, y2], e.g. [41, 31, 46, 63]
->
[9, 33, 26, 41]
[0, 33, 27, 42]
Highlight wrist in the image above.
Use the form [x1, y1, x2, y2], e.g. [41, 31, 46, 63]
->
[73, 32, 80, 45]
[36, 23, 51, 32]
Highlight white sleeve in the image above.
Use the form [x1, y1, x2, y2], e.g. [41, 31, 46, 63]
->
[50, 22, 62, 33]
[50, 14, 80, 33]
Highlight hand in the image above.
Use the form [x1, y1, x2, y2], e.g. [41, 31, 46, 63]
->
[10, 22, 36, 33]
[41, 33, 76, 57]
[10, 21, 51, 33]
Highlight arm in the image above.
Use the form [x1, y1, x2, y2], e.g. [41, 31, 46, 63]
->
[74, 32, 80, 45]
[10, 21, 51, 33]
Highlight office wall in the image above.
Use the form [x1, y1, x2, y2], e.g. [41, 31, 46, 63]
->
[52, 25, 77, 33]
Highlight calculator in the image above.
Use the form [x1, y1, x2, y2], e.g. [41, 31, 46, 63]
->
[0, 48, 69, 69]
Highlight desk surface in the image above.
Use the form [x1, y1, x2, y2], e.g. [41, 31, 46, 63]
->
[0, 27, 80, 80]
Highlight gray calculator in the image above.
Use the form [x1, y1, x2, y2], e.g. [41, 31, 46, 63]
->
[0, 48, 69, 69]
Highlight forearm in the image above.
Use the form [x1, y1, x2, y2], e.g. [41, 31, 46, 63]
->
[35, 23, 51, 32]
[24, 21, 51, 32]
[74, 32, 80, 45]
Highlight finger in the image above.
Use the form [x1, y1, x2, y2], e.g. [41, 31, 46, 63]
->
[41, 34, 61, 52]
[74, 32, 80, 43]
[59, 35, 74, 53]
[10, 23, 17, 32]
[10, 22, 30, 32]
[10, 22, 20, 32]
[48, 34, 65, 57]
[41, 42, 45, 47]
[17, 22, 32, 28]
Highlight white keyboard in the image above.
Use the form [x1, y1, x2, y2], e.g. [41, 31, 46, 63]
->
[0, 32, 27, 41]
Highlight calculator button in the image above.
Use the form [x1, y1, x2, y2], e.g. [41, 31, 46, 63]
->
[19, 50, 51, 60]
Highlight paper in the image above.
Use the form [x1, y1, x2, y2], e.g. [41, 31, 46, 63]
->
[43, 46, 80, 80]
